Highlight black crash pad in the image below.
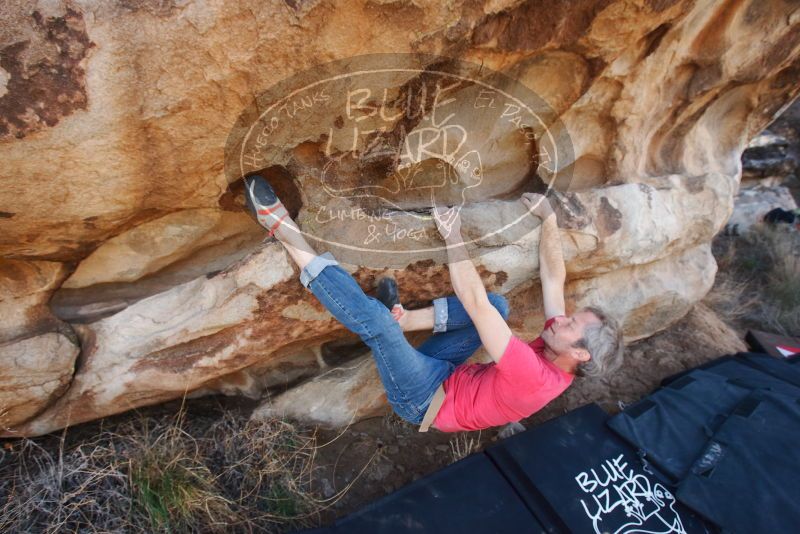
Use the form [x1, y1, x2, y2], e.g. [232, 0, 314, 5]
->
[662, 355, 800, 398]
[737, 351, 800, 388]
[609, 369, 758, 482]
[661, 352, 800, 391]
[486, 404, 711, 534]
[331, 451, 547, 533]
[677, 390, 800, 533]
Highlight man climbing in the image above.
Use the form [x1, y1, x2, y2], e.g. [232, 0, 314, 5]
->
[244, 174, 623, 433]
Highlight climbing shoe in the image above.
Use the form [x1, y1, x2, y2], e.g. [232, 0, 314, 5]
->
[376, 277, 400, 309]
[243, 174, 289, 237]
[376, 277, 405, 323]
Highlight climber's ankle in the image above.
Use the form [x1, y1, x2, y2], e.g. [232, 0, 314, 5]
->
[271, 216, 297, 240]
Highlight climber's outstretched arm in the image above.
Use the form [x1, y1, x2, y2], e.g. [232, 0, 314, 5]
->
[432, 207, 512, 364]
[521, 193, 566, 320]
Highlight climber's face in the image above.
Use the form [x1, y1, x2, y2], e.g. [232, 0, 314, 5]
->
[540, 311, 600, 362]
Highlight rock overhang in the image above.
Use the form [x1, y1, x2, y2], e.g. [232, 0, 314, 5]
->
[1, 0, 799, 435]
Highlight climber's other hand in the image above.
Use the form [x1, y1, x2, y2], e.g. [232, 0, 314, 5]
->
[520, 192, 553, 219]
[432, 206, 462, 241]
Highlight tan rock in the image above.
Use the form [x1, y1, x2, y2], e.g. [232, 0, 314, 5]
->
[509, 51, 590, 120]
[507, 243, 717, 342]
[0, 231, 719, 435]
[611, 1, 800, 180]
[0, 0, 798, 434]
[0, 0, 467, 260]
[725, 184, 798, 235]
[300, 172, 733, 274]
[188, 345, 324, 400]
[63, 209, 261, 288]
[391, 76, 538, 204]
[567, 243, 717, 341]
[0, 259, 79, 429]
[3, 243, 334, 436]
[0, 259, 68, 342]
[251, 354, 389, 427]
[51, 217, 266, 323]
[0, 331, 79, 430]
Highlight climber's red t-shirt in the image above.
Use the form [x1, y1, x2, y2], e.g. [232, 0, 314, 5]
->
[432, 316, 574, 432]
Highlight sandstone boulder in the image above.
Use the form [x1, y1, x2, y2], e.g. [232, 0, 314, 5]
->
[725, 184, 798, 235]
[0, 331, 79, 430]
[0, 259, 67, 341]
[251, 354, 390, 428]
[62, 209, 261, 289]
[0, 259, 78, 429]
[1, 0, 799, 435]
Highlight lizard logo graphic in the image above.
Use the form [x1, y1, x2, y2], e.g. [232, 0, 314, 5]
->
[225, 53, 575, 267]
[576, 454, 687, 534]
[320, 120, 483, 240]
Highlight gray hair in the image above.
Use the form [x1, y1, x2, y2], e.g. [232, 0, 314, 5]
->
[572, 306, 624, 378]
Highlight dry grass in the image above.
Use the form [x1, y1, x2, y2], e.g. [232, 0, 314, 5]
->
[706, 224, 800, 336]
[448, 431, 482, 464]
[701, 275, 758, 323]
[0, 399, 368, 533]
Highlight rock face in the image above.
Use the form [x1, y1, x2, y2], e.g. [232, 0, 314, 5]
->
[251, 354, 391, 428]
[740, 98, 800, 189]
[741, 131, 797, 183]
[0, 260, 78, 429]
[725, 185, 798, 235]
[1, 0, 799, 436]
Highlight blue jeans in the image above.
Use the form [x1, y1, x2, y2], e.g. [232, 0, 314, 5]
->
[300, 252, 510, 424]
